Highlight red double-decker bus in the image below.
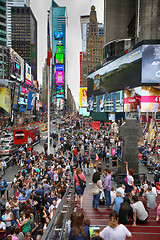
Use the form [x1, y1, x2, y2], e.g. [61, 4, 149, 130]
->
[13, 122, 40, 146]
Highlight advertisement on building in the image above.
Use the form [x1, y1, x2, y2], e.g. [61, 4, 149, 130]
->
[79, 107, 89, 116]
[87, 97, 93, 111]
[12, 86, 20, 110]
[18, 87, 28, 106]
[25, 63, 31, 86]
[80, 52, 83, 86]
[27, 91, 36, 110]
[142, 45, 160, 84]
[56, 85, 64, 95]
[124, 87, 141, 112]
[57, 97, 64, 110]
[36, 93, 39, 111]
[80, 88, 87, 107]
[10, 48, 24, 82]
[0, 88, 11, 116]
[56, 71, 64, 84]
[56, 45, 63, 54]
[56, 53, 64, 64]
[56, 65, 63, 71]
[141, 86, 160, 112]
[30, 14, 37, 80]
[54, 31, 63, 40]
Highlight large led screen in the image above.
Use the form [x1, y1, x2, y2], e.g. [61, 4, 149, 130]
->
[80, 88, 87, 107]
[124, 87, 141, 112]
[56, 65, 63, 71]
[142, 45, 160, 84]
[54, 31, 63, 40]
[79, 107, 90, 116]
[18, 87, 28, 106]
[56, 46, 63, 54]
[87, 46, 142, 97]
[96, 91, 124, 112]
[0, 88, 11, 116]
[10, 48, 24, 81]
[57, 98, 64, 110]
[27, 91, 36, 110]
[56, 85, 64, 95]
[56, 54, 63, 64]
[56, 71, 64, 84]
[13, 86, 20, 110]
[87, 97, 93, 111]
[124, 86, 160, 112]
[25, 63, 31, 86]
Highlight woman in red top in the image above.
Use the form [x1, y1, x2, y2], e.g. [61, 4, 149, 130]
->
[74, 168, 86, 208]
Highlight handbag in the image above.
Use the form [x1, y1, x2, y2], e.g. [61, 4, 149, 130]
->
[99, 191, 105, 205]
[77, 174, 86, 189]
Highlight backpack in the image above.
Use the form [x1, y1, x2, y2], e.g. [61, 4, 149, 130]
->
[3, 179, 8, 188]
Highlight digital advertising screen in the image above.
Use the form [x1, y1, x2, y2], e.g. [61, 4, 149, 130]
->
[54, 31, 63, 40]
[27, 91, 36, 110]
[96, 91, 124, 112]
[87, 45, 142, 97]
[18, 86, 28, 106]
[124, 87, 141, 112]
[56, 85, 64, 95]
[142, 45, 160, 84]
[10, 48, 24, 81]
[56, 54, 64, 64]
[25, 63, 31, 86]
[57, 97, 64, 110]
[12, 86, 20, 110]
[56, 45, 63, 54]
[56, 65, 63, 71]
[87, 97, 93, 111]
[56, 71, 64, 84]
[0, 88, 11, 116]
[79, 107, 90, 116]
[80, 88, 87, 107]
[141, 86, 160, 112]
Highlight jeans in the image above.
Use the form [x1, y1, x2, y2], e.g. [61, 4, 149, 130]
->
[12, 209, 19, 220]
[104, 189, 111, 207]
[92, 192, 100, 209]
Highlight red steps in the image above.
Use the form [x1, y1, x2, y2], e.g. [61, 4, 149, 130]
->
[75, 190, 160, 239]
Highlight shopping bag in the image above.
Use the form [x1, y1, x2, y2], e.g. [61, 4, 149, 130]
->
[98, 191, 105, 205]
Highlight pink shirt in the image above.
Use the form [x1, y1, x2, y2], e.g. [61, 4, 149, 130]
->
[74, 173, 86, 186]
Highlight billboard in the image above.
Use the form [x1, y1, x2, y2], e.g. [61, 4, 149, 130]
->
[56, 85, 64, 95]
[10, 48, 24, 81]
[142, 45, 160, 84]
[57, 97, 64, 110]
[141, 86, 160, 112]
[124, 86, 160, 112]
[96, 91, 124, 112]
[56, 65, 63, 71]
[25, 63, 31, 86]
[18, 87, 28, 106]
[27, 91, 36, 110]
[0, 88, 11, 115]
[124, 87, 141, 112]
[54, 31, 63, 40]
[56, 45, 63, 54]
[79, 107, 90, 116]
[12, 86, 20, 110]
[87, 97, 93, 111]
[56, 71, 64, 84]
[56, 54, 63, 64]
[80, 88, 87, 107]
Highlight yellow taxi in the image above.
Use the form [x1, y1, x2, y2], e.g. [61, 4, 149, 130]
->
[41, 124, 47, 131]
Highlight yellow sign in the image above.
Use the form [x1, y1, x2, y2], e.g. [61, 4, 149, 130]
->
[0, 88, 11, 115]
[80, 87, 87, 107]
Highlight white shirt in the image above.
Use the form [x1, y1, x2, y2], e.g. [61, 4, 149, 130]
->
[116, 187, 125, 198]
[1, 161, 6, 167]
[0, 221, 6, 230]
[127, 173, 134, 186]
[100, 224, 131, 240]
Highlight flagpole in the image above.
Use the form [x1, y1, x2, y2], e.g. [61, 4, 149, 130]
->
[47, 64, 50, 155]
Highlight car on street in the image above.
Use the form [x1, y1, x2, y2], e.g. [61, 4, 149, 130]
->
[0, 145, 17, 156]
[0, 134, 13, 143]
[1, 140, 14, 147]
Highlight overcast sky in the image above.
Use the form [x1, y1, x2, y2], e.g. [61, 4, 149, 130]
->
[30, 0, 104, 107]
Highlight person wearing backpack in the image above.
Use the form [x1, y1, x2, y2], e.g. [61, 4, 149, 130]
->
[0, 177, 8, 197]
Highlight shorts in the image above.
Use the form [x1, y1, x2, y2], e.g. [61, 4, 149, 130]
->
[75, 185, 84, 196]
[112, 161, 117, 167]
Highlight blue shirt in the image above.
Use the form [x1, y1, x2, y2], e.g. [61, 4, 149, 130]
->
[0, 180, 5, 190]
[113, 196, 123, 213]
[69, 225, 90, 240]
[18, 194, 27, 203]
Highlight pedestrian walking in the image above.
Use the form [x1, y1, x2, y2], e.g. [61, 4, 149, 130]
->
[1, 160, 6, 176]
[74, 168, 86, 208]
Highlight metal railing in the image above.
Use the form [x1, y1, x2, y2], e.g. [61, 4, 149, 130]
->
[41, 180, 75, 240]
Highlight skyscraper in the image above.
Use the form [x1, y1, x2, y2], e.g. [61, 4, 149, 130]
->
[9, 2, 37, 80]
[81, 6, 103, 87]
[48, 0, 67, 106]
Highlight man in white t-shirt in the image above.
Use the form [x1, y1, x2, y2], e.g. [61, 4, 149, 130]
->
[116, 184, 125, 198]
[131, 195, 148, 226]
[0, 219, 6, 237]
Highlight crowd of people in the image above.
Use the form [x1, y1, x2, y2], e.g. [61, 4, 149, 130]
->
[0, 114, 160, 240]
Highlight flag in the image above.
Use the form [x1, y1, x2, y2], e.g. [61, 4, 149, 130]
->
[47, 19, 52, 67]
